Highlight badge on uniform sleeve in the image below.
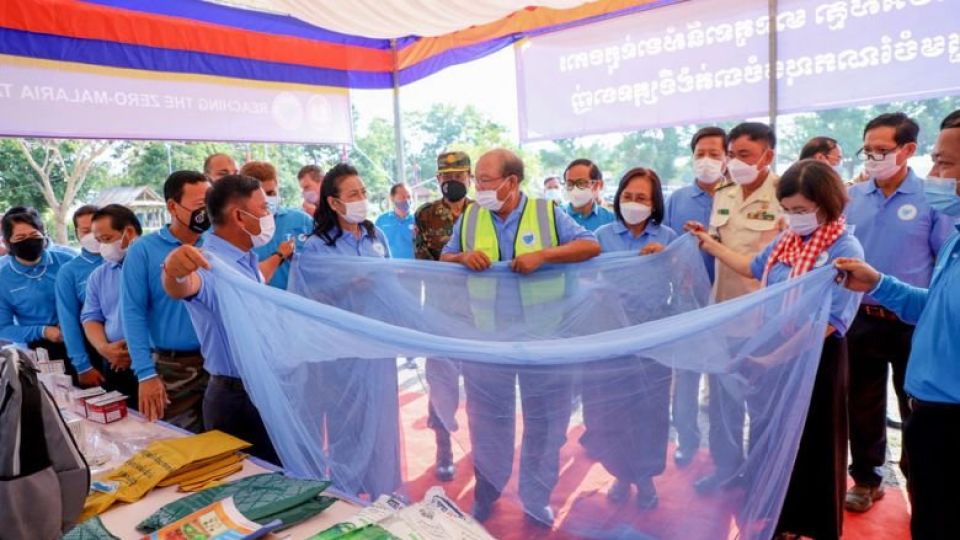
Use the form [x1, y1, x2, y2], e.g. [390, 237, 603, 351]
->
[898, 204, 918, 221]
[719, 209, 730, 216]
[521, 232, 536, 246]
[814, 251, 830, 268]
[373, 241, 386, 256]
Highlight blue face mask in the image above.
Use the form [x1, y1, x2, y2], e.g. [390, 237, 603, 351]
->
[924, 177, 960, 217]
[396, 200, 411, 213]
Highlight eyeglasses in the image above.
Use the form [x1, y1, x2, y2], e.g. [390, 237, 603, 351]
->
[475, 175, 507, 187]
[565, 179, 595, 190]
[782, 206, 819, 215]
[856, 147, 899, 162]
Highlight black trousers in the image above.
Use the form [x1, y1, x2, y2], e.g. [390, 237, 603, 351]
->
[847, 315, 913, 487]
[202, 375, 280, 466]
[904, 399, 960, 540]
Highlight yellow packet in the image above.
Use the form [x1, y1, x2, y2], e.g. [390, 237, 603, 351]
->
[177, 461, 244, 492]
[157, 452, 246, 487]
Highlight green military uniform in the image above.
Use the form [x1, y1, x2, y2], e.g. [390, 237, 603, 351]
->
[414, 198, 473, 261]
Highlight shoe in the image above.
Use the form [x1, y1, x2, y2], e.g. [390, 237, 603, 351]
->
[694, 471, 736, 494]
[523, 505, 555, 528]
[607, 478, 632, 504]
[472, 500, 494, 522]
[674, 447, 696, 468]
[845, 484, 885, 513]
[435, 461, 455, 482]
[635, 477, 659, 509]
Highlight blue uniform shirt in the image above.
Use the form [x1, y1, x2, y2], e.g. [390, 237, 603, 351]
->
[749, 231, 865, 336]
[562, 202, 615, 232]
[54, 249, 103, 373]
[872, 228, 960, 402]
[302, 225, 392, 258]
[81, 261, 125, 343]
[253, 207, 313, 290]
[374, 210, 415, 259]
[442, 195, 597, 258]
[184, 233, 264, 378]
[595, 220, 677, 253]
[0, 249, 76, 344]
[664, 182, 716, 283]
[122, 226, 202, 381]
[846, 169, 954, 304]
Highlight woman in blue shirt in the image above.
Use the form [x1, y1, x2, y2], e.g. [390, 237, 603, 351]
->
[695, 160, 864, 540]
[0, 207, 76, 374]
[297, 163, 400, 498]
[586, 168, 678, 509]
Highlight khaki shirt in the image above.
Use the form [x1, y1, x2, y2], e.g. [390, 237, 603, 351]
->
[709, 172, 783, 302]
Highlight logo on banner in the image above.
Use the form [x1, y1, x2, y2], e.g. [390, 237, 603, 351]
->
[521, 232, 536, 246]
[898, 204, 918, 221]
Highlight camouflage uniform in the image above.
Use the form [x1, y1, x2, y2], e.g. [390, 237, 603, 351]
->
[414, 197, 473, 262]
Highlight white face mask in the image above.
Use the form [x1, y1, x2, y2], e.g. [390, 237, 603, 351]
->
[266, 195, 280, 215]
[476, 184, 508, 212]
[241, 210, 276, 247]
[693, 157, 725, 185]
[568, 187, 596, 208]
[786, 211, 820, 236]
[303, 190, 320, 205]
[864, 151, 901, 181]
[620, 202, 652, 225]
[338, 199, 368, 224]
[100, 232, 128, 264]
[727, 158, 760, 185]
[79, 232, 101, 254]
[925, 176, 958, 195]
[544, 188, 563, 202]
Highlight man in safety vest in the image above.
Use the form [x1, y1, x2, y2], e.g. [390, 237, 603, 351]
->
[441, 148, 600, 527]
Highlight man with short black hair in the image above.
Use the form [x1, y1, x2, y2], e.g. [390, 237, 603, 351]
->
[82, 204, 143, 405]
[844, 112, 955, 513]
[204, 153, 238, 182]
[375, 183, 416, 259]
[162, 174, 279, 464]
[123, 171, 211, 432]
[543, 176, 563, 204]
[298, 164, 324, 216]
[562, 159, 614, 232]
[55, 205, 104, 387]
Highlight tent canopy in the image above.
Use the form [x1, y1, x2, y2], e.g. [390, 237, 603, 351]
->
[0, 0, 675, 89]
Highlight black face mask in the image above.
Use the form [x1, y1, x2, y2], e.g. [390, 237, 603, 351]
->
[441, 180, 467, 203]
[177, 205, 211, 233]
[10, 237, 45, 262]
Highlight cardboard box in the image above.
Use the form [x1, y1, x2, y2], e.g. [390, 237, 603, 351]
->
[85, 391, 128, 424]
[68, 387, 106, 417]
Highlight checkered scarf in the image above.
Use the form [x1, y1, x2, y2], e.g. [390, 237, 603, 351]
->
[762, 215, 846, 283]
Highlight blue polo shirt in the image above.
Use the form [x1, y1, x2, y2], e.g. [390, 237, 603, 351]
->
[122, 225, 202, 381]
[443, 195, 597, 259]
[0, 249, 75, 344]
[845, 169, 954, 305]
[595, 220, 677, 253]
[562, 202, 615, 232]
[374, 210, 415, 259]
[664, 181, 716, 283]
[253, 207, 313, 290]
[184, 233, 264, 379]
[750, 231, 865, 336]
[302, 225, 391, 258]
[873, 227, 960, 402]
[81, 261, 124, 343]
[54, 249, 103, 373]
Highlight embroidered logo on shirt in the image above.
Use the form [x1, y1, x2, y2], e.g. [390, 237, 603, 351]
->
[815, 251, 830, 268]
[373, 242, 386, 256]
[521, 232, 536, 246]
[898, 204, 918, 221]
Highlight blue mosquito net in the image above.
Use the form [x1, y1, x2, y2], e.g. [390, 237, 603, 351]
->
[205, 234, 836, 540]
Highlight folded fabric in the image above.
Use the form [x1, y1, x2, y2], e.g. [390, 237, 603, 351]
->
[137, 472, 334, 533]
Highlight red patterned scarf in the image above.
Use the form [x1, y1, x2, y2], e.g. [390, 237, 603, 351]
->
[762, 216, 846, 283]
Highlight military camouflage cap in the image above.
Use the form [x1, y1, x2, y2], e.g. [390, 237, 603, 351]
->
[437, 151, 471, 173]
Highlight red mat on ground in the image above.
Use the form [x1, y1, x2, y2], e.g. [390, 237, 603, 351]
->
[396, 391, 911, 539]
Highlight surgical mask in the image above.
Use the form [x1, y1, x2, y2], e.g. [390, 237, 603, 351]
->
[396, 200, 411, 213]
[786, 211, 820, 236]
[568, 187, 595, 208]
[620, 202, 652, 225]
[266, 195, 280, 215]
[302, 190, 320, 205]
[441, 180, 467, 203]
[338, 199, 368, 224]
[864, 151, 901, 181]
[178, 204, 211, 234]
[924, 176, 960, 217]
[79, 232, 101, 254]
[693, 157, 725, 185]
[924, 175, 957, 195]
[727, 158, 760, 185]
[545, 189, 563, 203]
[10, 237, 45, 262]
[100, 232, 128, 264]
[476, 186, 507, 212]
[241, 210, 276, 247]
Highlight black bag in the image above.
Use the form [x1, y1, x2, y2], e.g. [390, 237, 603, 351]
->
[0, 345, 90, 540]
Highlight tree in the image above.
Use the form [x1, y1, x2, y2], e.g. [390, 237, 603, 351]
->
[0, 139, 46, 211]
[15, 139, 113, 243]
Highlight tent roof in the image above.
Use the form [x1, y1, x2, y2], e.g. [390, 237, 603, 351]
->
[0, 0, 675, 89]
[91, 186, 164, 207]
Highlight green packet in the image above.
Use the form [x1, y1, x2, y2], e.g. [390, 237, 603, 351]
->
[311, 523, 401, 540]
[63, 516, 121, 540]
[308, 493, 407, 540]
[137, 472, 334, 533]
